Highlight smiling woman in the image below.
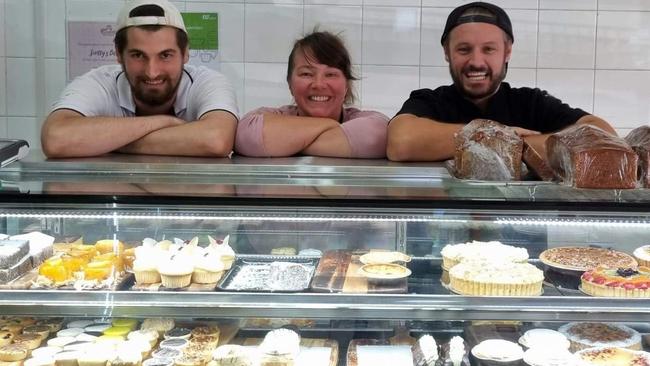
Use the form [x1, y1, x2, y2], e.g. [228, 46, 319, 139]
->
[235, 31, 389, 158]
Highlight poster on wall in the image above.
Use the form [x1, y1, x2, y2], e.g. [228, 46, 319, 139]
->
[66, 13, 219, 82]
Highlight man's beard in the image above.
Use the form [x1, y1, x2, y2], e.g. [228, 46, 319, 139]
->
[450, 62, 507, 101]
[126, 70, 181, 108]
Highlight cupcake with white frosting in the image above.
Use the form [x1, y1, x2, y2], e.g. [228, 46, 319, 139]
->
[157, 254, 193, 289]
[207, 235, 235, 270]
[192, 252, 226, 284]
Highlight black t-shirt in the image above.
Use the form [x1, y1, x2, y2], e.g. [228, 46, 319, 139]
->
[395, 82, 588, 133]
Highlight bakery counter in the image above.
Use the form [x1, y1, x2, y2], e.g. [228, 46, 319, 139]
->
[2, 289, 650, 322]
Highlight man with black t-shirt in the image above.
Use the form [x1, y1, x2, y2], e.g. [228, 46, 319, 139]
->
[387, 1, 615, 162]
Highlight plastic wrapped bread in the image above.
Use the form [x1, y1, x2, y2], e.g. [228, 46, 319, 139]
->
[546, 124, 638, 189]
[625, 125, 650, 188]
[454, 119, 523, 181]
[522, 141, 555, 181]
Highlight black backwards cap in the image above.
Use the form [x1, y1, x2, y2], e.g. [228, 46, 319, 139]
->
[440, 2, 514, 45]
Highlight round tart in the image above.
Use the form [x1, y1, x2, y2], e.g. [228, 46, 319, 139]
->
[518, 329, 569, 350]
[448, 259, 543, 296]
[522, 348, 580, 366]
[539, 247, 637, 272]
[358, 263, 411, 281]
[471, 339, 523, 363]
[576, 346, 650, 365]
[633, 245, 650, 267]
[581, 266, 650, 297]
[359, 251, 411, 265]
[441, 240, 528, 270]
[558, 322, 641, 352]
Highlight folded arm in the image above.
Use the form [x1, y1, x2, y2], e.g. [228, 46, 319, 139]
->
[41, 109, 183, 158]
[117, 110, 237, 157]
[236, 110, 339, 157]
[387, 114, 464, 162]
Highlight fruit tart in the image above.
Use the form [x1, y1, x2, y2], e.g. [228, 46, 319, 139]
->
[581, 266, 650, 298]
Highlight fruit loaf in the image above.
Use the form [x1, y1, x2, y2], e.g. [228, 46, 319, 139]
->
[454, 119, 523, 181]
[546, 124, 637, 189]
[625, 125, 650, 188]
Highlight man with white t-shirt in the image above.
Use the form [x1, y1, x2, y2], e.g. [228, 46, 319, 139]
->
[41, 0, 238, 158]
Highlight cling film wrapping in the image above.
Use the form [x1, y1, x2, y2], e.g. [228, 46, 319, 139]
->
[453, 119, 523, 181]
[546, 124, 638, 189]
[625, 125, 650, 188]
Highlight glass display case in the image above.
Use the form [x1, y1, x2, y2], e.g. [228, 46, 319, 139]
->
[2, 153, 650, 365]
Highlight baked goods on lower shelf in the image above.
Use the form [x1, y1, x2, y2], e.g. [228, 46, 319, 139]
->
[471, 339, 524, 364]
[411, 335, 437, 366]
[581, 267, 650, 298]
[448, 259, 544, 296]
[576, 346, 650, 366]
[546, 124, 638, 189]
[558, 322, 642, 352]
[633, 245, 650, 267]
[517, 328, 569, 350]
[522, 347, 581, 366]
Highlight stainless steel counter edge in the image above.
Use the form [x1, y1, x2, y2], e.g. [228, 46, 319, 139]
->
[1, 290, 647, 321]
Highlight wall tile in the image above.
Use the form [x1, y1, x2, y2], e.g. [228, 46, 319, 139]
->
[422, 0, 537, 8]
[244, 0, 302, 4]
[0, 57, 5, 115]
[596, 11, 650, 70]
[304, 5, 362, 65]
[0, 0, 5, 57]
[540, 0, 596, 10]
[420, 7, 449, 67]
[44, 58, 67, 114]
[538, 10, 596, 69]
[508, 9, 537, 68]
[244, 5, 303, 63]
[220, 62, 245, 114]
[66, 0, 124, 21]
[505, 68, 536, 88]
[7, 58, 36, 116]
[599, 1, 650, 11]
[0, 117, 7, 138]
[361, 65, 419, 118]
[244, 62, 293, 113]
[187, 0, 244, 3]
[8, 117, 39, 148]
[419, 66, 451, 91]
[6, 0, 35, 57]
[362, 7, 421, 66]
[44, 0, 66, 58]
[537, 68, 594, 113]
[186, 3, 245, 62]
[364, 0, 420, 6]
[594, 70, 650, 128]
[306, 0, 360, 4]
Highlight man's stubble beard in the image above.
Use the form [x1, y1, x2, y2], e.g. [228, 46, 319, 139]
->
[124, 67, 182, 108]
[450, 58, 508, 102]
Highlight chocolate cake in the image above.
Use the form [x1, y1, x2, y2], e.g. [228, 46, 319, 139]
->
[546, 124, 638, 189]
[625, 125, 650, 188]
[454, 119, 524, 181]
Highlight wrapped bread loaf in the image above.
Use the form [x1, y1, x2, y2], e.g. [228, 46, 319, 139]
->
[454, 119, 523, 181]
[523, 141, 555, 181]
[625, 125, 650, 188]
[546, 124, 637, 189]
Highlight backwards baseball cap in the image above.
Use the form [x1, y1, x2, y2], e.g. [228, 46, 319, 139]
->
[116, 0, 187, 34]
[440, 2, 513, 45]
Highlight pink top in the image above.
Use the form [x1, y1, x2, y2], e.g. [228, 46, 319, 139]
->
[235, 105, 389, 158]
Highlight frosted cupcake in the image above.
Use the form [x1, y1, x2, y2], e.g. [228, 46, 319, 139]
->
[192, 253, 226, 284]
[157, 254, 193, 289]
[207, 235, 235, 270]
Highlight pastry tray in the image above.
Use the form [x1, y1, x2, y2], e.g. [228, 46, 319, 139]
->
[217, 255, 319, 292]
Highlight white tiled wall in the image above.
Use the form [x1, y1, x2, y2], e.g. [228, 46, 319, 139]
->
[1, 0, 650, 145]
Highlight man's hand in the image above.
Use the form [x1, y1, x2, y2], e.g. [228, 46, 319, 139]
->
[510, 127, 540, 137]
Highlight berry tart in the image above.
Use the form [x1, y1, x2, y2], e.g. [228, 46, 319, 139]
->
[581, 267, 650, 298]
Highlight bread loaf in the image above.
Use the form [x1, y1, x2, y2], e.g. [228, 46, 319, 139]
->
[625, 125, 650, 188]
[454, 119, 523, 181]
[523, 142, 555, 181]
[546, 124, 637, 189]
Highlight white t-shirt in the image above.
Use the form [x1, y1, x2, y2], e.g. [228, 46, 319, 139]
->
[51, 64, 239, 120]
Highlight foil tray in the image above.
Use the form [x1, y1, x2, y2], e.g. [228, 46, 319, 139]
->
[217, 255, 319, 292]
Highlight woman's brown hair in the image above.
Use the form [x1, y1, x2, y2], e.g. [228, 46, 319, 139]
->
[287, 31, 358, 105]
